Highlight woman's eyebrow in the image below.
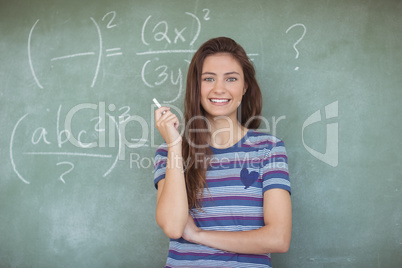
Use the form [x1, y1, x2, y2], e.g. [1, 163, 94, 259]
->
[224, 71, 240, 76]
[201, 72, 216, 76]
[201, 71, 240, 75]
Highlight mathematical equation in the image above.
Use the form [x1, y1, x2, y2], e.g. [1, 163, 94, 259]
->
[22, 10, 215, 185]
[19, 8, 306, 184]
[28, 9, 214, 103]
[10, 103, 158, 184]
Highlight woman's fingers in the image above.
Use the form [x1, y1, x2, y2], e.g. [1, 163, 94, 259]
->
[158, 113, 180, 130]
[156, 110, 175, 125]
[155, 107, 171, 121]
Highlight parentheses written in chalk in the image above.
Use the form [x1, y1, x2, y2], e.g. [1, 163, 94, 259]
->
[90, 17, 102, 88]
[141, 60, 154, 88]
[103, 113, 121, 177]
[141, 15, 152, 46]
[10, 114, 30, 184]
[28, 19, 43, 89]
[185, 12, 201, 46]
[141, 10, 205, 48]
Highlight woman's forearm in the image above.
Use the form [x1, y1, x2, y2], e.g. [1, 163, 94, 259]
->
[191, 225, 291, 254]
[155, 145, 188, 239]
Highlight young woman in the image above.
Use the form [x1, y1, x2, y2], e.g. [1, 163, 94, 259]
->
[154, 37, 291, 268]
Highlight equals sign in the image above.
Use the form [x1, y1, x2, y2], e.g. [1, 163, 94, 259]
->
[106, 48, 123, 57]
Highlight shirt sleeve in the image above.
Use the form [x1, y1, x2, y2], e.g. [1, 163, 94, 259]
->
[262, 138, 291, 194]
[153, 143, 168, 189]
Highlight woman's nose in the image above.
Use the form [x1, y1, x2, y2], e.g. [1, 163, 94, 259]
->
[212, 79, 226, 94]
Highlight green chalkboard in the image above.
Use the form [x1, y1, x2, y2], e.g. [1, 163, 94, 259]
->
[1, 0, 401, 267]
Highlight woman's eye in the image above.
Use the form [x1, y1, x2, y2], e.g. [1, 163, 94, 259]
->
[204, 77, 214, 82]
[227, 77, 237, 82]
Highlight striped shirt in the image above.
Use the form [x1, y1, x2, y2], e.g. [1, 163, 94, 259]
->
[154, 130, 291, 268]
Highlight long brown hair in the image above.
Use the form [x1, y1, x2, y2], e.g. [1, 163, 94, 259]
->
[182, 37, 262, 210]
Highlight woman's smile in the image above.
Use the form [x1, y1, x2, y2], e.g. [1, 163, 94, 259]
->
[209, 98, 231, 105]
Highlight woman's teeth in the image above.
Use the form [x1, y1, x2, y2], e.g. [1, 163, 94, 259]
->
[210, 99, 230, 103]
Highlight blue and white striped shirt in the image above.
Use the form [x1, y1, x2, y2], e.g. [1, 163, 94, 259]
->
[154, 130, 291, 268]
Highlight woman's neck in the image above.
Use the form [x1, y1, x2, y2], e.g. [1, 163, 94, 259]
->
[207, 116, 248, 149]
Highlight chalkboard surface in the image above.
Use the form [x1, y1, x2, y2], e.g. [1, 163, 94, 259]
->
[1, 0, 401, 267]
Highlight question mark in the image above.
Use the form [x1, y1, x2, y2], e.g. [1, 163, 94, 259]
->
[56, 161, 74, 184]
[286, 23, 306, 71]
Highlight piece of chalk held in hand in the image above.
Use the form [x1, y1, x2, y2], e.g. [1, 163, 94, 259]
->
[153, 98, 166, 115]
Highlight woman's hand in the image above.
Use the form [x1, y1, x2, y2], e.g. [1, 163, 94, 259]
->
[182, 214, 201, 243]
[155, 107, 182, 148]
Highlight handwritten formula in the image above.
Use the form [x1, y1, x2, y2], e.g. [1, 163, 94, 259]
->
[14, 8, 304, 184]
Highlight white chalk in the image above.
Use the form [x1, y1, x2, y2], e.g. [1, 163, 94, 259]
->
[153, 98, 161, 108]
[153, 98, 166, 115]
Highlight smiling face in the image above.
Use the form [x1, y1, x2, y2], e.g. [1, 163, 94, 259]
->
[200, 53, 247, 122]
